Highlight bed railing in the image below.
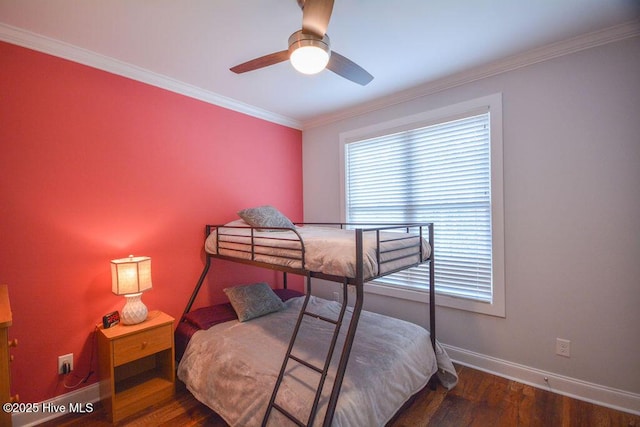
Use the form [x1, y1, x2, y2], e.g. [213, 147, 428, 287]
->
[213, 222, 431, 279]
[215, 224, 307, 268]
[183, 222, 434, 316]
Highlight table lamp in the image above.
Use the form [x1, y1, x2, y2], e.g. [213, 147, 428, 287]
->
[110, 255, 152, 325]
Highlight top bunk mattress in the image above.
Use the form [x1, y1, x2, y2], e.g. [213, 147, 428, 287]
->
[205, 222, 431, 280]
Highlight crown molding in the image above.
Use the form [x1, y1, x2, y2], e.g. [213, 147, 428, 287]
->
[2, 19, 637, 132]
[302, 19, 640, 130]
[0, 23, 303, 130]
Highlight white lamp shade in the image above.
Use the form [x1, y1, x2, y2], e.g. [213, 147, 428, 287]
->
[111, 255, 152, 295]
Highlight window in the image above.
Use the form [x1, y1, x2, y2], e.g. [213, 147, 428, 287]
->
[340, 94, 504, 316]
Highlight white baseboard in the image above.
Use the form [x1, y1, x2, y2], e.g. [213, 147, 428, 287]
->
[12, 383, 100, 427]
[11, 346, 640, 425]
[442, 343, 640, 416]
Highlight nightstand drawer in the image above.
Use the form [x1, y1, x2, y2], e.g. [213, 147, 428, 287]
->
[113, 324, 172, 366]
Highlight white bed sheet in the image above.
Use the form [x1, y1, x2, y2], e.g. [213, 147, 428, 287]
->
[205, 224, 431, 279]
[177, 296, 457, 427]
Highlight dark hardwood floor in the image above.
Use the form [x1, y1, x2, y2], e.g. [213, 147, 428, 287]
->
[42, 364, 639, 426]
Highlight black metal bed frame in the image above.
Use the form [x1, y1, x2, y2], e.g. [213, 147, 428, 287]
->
[182, 222, 436, 427]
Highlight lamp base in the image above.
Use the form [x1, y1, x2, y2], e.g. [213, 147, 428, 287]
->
[121, 293, 148, 325]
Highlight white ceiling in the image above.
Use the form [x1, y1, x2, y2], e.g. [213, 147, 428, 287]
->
[1, 1, 639, 129]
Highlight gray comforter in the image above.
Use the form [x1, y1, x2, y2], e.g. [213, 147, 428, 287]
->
[178, 296, 457, 427]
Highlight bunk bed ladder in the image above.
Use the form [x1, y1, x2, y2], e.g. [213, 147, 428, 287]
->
[262, 275, 349, 427]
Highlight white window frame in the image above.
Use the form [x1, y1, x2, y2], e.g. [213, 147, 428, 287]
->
[339, 94, 505, 317]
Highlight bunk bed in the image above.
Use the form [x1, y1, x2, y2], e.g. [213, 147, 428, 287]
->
[176, 208, 457, 427]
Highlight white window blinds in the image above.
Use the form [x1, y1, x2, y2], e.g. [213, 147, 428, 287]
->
[345, 112, 493, 303]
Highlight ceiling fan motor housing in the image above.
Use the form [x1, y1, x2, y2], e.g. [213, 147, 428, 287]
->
[288, 30, 331, 56]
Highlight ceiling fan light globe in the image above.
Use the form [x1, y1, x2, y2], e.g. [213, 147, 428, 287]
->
[290, 45, 330, 74]
[288, 30, 331, 75]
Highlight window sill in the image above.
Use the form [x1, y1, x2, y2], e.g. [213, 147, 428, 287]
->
[365, 281, 506, 318]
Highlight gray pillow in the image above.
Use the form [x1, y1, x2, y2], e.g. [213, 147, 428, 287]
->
[237, 205, 295, 230]
[223, 282, 285, 322]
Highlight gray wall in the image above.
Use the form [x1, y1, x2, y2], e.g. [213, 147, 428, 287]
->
[302, 37, 640, 399]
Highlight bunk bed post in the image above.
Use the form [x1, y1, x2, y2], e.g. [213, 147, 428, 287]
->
[322, 228, 365, 427]
[429, 223, 436, 350]
[183, 226, 213, 316]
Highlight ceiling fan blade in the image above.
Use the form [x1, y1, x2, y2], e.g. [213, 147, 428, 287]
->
[326, 51, 373, 86]
[230, 50, 289, 74]
[302, 0, 334, 37]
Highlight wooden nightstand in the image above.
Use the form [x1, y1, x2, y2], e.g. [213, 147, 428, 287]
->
[97, 310, 175, 423]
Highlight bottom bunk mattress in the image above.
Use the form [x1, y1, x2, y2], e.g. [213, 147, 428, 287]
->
[177, 295, 458, 427]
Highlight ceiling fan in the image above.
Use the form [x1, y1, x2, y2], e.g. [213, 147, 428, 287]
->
[230, 0, 373, 86]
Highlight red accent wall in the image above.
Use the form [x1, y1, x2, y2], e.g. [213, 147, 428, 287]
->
[0, 41, 303, 403]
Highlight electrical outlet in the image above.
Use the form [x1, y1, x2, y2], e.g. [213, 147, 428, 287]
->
[556, 338, 571, 358]
[58, 353, 73, 374]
